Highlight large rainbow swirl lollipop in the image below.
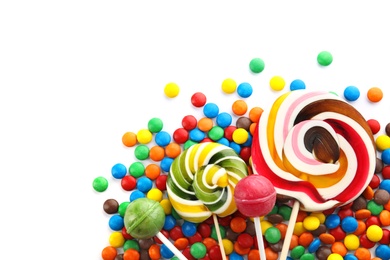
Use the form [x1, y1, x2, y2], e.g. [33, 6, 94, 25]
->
[251, 90, 376, 258]
[167, 142, 249, 259]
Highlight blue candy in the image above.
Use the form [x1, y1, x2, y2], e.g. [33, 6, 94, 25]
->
[129, 190, 145, 202]
[307, 238, 321, 253]
[160, 157, 174, 172]
[382, 148, 390, 165]
[344, 254, 358, 260]
[379, 179, 390, 193]
[376, 244, 390, 260]
[136, 176, 153, 193]
[216, 112, 232, 128]
[155, 131, 171, 147]
[163, 214, 176, 231]
[324, 214, 340, 229]
[203, 103, 219, 118]
[229, 142, 241, 154]
[160, 244, 175, 259]
[217, 137, 230, 147]
[341, 216, 358, 233]
[111, 163, 127, 179]
[108, 215, 124, 231]
[189, 127, 206, 142]
[182, 221, 197, 237]
[290, 79, 306, 91]
[228, 252, 244, 260]
[237, 82, 253, 98]
[343, 86, 360, 101]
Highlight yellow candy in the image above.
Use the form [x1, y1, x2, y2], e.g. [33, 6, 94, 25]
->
[260, 220, 273, 235]
[310, 212, 326, 223]
[344, 234, 359, 250]
[147, 188, 163, 202]
[221, 78, 237, 94]
[222, 238, 234, 255]
[160, 198, 172, 215]
[270, 76, 285, 91]
[164, 82, 180, 98]
[376, 134, 390, 151]
[327, 253, 344, 260]
[109, 231, 125, 248]
[366, 224, 383, 242]
[302, 216, 320, 231]
[137, 129, 153, 144]
[293, 222, 306, 236]
[232, 128, 248, 144]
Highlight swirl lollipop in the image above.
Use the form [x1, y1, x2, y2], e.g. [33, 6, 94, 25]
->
[251, 90, 376, 258]
[167, 142, 249, 259]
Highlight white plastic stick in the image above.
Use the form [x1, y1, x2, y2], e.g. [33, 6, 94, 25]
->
[213, 214, 227, 260]
[279, 200, 300, 260]
[254, 216, 266, 260]
[156, 231, 188, 260]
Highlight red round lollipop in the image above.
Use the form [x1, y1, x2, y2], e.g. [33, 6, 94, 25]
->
[234, 174, 276, 260]
[235, 174, 276, 217]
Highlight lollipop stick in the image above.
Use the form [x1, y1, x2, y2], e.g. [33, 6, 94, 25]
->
[280, 200, 300, 259]
[213, 214, 227, 260]
[156, 232, 188, 260]
[253, 216, 267, 260]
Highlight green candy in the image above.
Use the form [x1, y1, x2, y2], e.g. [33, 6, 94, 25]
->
[208, 126, 224, 141]
[118, 201, 130, 217]
[300, 253, 315, 260]
[134, 145, 150, 160]
[148, 117, 163, 133]
[129, 162, 145, 178]
[278, 205, 292, 220]
[317, 51, 333, 66]
[92, 176, 108, 192]
[264, 227, 281, 244]
[124, 198, 165, 239]
[249, 57, 265, 73]
[367, 200, 384, 215]
[290, 245, 305, 259]
[123, 239, 140, 252]
[211, 224, 225, 241]
[190, 242, 207, 258]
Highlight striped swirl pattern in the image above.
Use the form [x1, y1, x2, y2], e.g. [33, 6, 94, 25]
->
[167, 142, 248, 223]
[251, 90, 376, 211]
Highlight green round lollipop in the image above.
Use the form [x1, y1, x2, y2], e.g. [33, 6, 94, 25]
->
[124, 198, 165, 239]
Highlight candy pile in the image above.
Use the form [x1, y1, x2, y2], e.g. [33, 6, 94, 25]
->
[93, 53, 390, 260]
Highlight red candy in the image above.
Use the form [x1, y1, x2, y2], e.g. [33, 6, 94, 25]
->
[234, 175, 276, 217]
[329, 226, 346, 241]
[224, 125, 237, 141]
[197, 223, 211, 238]
[169, 226, 184, 241]
[191, 92, 207, 107]
[366, 215, 381, 227]
[382, 165, 390, 179]
[188, 232, 203, 244]
[367, 119, 381, 134]
[369, 174, 381, 189]
[360, 233, 376, 248]
[173, 128, 189, 144]
[155, 174, 167, 191]
[237, 233, 254, 248]
[337, 208, 354, 220]
[182, 115, 197, 130]
[379, 229, 390, 244]
[239, 147, 251, 163]
[120, 175, 136, 191]
[208, 245, 222, 260]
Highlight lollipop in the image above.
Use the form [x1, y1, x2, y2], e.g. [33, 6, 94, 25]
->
[251, 90, 376, 258]
[234, 174, 276, 260]
[123, 198, 187, 260]
[167, 142, 249, 259]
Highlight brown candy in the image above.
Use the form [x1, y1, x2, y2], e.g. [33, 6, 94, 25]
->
[140, 250, 151, 260]
[139, 238, 154, 249]
[351, 196, 367, 211]
[225, 227, 239, 241]
[376, 157, 384, 173]
[115, 254, 123, 260]
[374, 189, 390, 205]
[268, 240, 283, 252]
[244, 220, 256, 236]
[103, 198, 119, 214]
[267, 214, 284, 224]
[236, 117, 252, 131]
[311, 223, 327, 237]
[386, 122, 390, 136]
[316, 245, 332, 260]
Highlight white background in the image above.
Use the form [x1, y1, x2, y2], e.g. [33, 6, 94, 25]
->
[1, 1, 390, 259]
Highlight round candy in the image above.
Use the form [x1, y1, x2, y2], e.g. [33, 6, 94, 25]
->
[123, 198, 165, 239]
[251, 90, 376, 211]
[164, 82, 180, 98]
[343, 86, 360, 101]
[237, 82, 253, 98]
[191, 92, 207, 107]
[111, 163, 127, 179]
[93, 176, 108, 192]
[234, 174, 276, 217]
[290, 79, 306, 91]
[367, 87, 383, 102]
[166, 142, 248, 223]
[203, 103, 219, 118]
[249, 58, 265, 73]
[317, 51, 333, 66]
[148, 117, 164, 133]
[270, 76, 285, 91]
[221, 78, 237, 94]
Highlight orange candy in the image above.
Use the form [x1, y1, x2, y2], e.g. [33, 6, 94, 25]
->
[234, 241, 251, 255]
[149, 145, 165, 161]
[363, 186, 374, 200]
[354, 247, 371, 260]
[248, 249, 260, 260]
[203, 237, 218, 251]
[265, 247, 279, 260]
[249, 123, 257, 135]
[122, 131, 137, 147]
[331, 241, 347, 256]
[296, 211, 308, 222]
[298, 231, 314, 247]
[289, 234, 299, 250]
[198, 117, 214, 132]
[249, 106, 263, 123]
[165, 142, 182, 158]
[384, 199, 390, 211]
[275, 223, 288, 239]
[319, 233, 336, 244]
[101, 246, 117, 260]
[367, 87, 383, 102]
[232, 100, 248, 116]
[123, 249, 140, 260]
[230, 217, 247, 233]
[148, 244, 161, 260]
[379, 209, 390, 226]
[353, 220, 367, 236]
[355, 209, 372, 220]
[174, 237, 189, 250]
[145, 163, 161, 180]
